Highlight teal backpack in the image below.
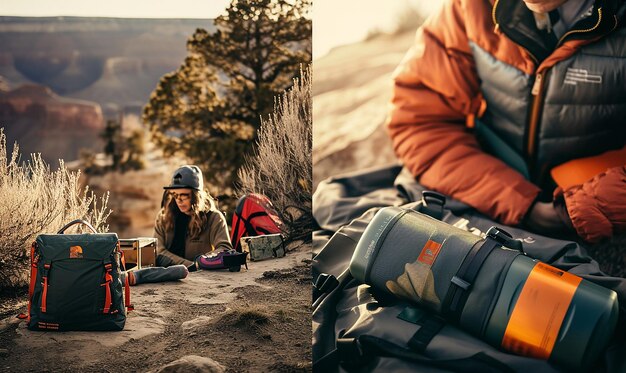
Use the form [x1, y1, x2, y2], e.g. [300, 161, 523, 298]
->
[25, 220, 132, 331]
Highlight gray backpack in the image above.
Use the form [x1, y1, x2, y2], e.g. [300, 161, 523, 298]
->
[312, 165, 626, 373]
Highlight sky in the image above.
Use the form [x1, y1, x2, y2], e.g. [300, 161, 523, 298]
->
[0, 0, 443, 60]
[0, 0, 232, 19]
[313, 0, 443, 59]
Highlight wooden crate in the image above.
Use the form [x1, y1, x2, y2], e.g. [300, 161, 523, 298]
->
[119, 237, 157, 270]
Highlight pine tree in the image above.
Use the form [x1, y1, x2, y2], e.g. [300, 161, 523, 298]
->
[143, 0, 311, 195]
[102, 119, 122, 169]
[98, 119, 145, 173]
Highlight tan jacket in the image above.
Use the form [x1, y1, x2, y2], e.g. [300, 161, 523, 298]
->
[153, 210, 233, 266]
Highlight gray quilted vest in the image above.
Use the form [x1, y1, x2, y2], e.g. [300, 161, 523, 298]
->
[473, 0, 626, 185]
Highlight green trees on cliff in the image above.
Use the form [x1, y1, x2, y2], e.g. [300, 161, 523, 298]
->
[143, 0, 311, 197]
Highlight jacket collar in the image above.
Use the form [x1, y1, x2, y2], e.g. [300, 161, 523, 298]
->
[493, 0, 621, 63]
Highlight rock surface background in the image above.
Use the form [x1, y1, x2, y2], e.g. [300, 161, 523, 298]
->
[313, 31, 416, 189]
[0, 84, 104, 164]
[0, 17, 213, 164]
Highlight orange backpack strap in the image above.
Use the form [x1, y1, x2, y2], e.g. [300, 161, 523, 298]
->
[551, 146, 626, 189]
[25, 241, 38, 321]
[119, 247, 134, 312]
[101, 263, 113, 313]
[124, 274, 133, 312]
[40, 263, 51, 313]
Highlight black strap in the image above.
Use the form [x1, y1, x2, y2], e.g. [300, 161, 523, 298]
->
[443, 237, 498, 322]
[246, 211, 270, 222]
[419, 191, 446, 220]
[407, 315, 446, 353]
[313, 273, 340, 302]
[240, 216, 258, 236]
[238, 211, 272, 236]
[232, 212, 243, 252]
[246, 212, 274, 236]
[312, 270, 352, 311]
[235, 211, 276, 252]
[443, 227, 523, 322]
[320, 334, 515, 373]
[271, 236, 285, 257]
[255, 227, 272, 235]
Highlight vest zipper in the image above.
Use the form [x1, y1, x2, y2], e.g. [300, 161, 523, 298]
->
[527, 72, 546, 161]
[492, 0, 538, 63]
[492, 0, 501, 32]
[526, 6, 605, 163]
[556, 7, 603, 47]
[492, 1, 617, 178]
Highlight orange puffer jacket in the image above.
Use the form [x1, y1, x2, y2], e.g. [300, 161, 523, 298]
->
[387, 0, 626, 242]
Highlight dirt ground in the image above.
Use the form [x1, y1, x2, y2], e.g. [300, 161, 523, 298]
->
[0, 243, 312, 373]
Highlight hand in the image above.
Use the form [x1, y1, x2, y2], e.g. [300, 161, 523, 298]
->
[524, 201, 572, 235]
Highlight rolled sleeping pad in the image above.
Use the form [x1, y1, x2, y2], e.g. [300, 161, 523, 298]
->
[196, 249, 248, 271]
[350, 206, 618, 371]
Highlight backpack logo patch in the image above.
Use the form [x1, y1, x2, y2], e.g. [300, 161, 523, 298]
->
[70, 245, 83, 258]
[564, 68, 602, 85]
[417, 240, 442, 266]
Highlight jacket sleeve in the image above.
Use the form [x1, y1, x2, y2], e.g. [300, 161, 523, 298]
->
[386, 0, 540, 225]
[557, 166, 626, 243]
[153, 212, 193, 266]
[208, 211, 234, 252]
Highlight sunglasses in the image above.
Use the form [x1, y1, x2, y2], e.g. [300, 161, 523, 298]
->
[168, 192, 191, 201]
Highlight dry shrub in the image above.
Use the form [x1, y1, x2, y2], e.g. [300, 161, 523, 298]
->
[237, 65, 312, 242]
[220, 304, 271, 334]
[0, 129, 111, 289]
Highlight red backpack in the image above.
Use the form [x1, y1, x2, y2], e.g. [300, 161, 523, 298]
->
[230, 194, 284, 252]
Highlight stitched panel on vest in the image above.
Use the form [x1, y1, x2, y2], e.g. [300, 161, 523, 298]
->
[575, 28, 626, 57]
[480, 82, 527, 147]
[469, 42, 530, 154]
[537, 128, 626, 169]
[545, 58, 626, 106]
[541, 103, 626, 139]
[537, 31, 626, 169]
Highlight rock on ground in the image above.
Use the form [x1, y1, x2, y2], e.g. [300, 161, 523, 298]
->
[150, 355, 225, 373]
[181, 316, 213, 337]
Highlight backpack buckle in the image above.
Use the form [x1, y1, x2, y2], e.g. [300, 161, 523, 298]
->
[337, 337, 369, 367]
[419, 191, 446, 220]
[486, 227, 524, 253]
[314, 273, 339, 294]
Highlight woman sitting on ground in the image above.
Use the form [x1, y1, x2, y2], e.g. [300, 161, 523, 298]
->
[126, 165, 232, 285]
[155, 164, 233, 268]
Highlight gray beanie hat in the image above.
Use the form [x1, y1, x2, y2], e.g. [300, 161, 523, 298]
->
[164, 165, 204, 191]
